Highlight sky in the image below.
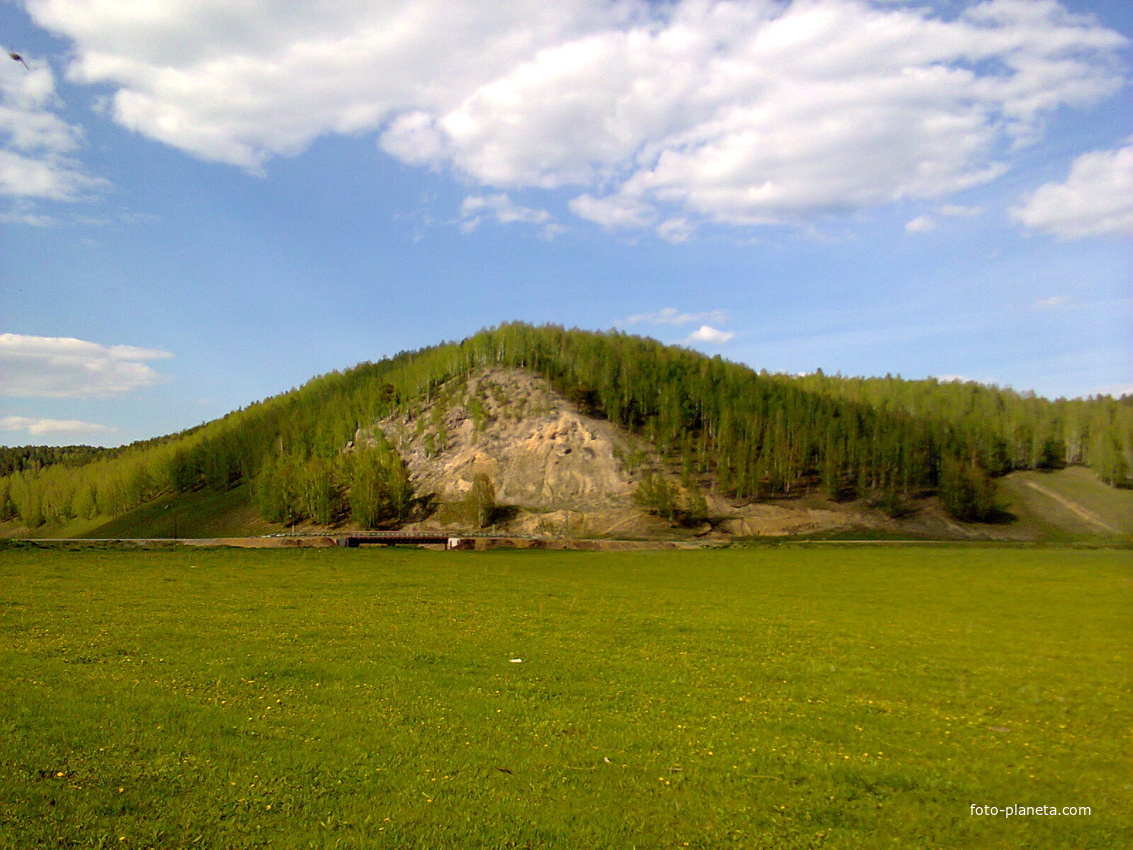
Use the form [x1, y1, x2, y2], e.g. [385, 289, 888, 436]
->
[1, 0, 1131, 447]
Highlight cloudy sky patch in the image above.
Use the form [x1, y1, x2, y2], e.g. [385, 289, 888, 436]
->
[0, 415, 116, 437]
[1012, 139, 1133, 239]
[14, 0, 1126, 230]
[0, 334, 172, 398]
[0, 53, 107, 200]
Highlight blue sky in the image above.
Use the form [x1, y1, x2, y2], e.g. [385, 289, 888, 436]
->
[2, 0, 1131, 446]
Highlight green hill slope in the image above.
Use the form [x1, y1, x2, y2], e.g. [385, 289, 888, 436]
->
[1000, 467, 1133, 541]
[2, 323, 1130, 540]
[83, 484, 275, 540]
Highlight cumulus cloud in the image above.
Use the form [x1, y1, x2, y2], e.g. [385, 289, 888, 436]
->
[686, 325, 735, 345]
[23, 0, 1128, 229]
[0, 334, 172, 398]
[0, 416, 116, 437]
[0, 52, 107, 200]
[623, 308, 735, 344]
[1012, 139, 1133, 239]
[29, 0, 616, 172]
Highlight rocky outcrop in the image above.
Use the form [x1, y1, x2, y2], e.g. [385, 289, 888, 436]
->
[372, 369, 642, 513]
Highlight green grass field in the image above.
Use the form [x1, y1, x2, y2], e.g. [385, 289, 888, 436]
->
[0, 544, 1129, 848]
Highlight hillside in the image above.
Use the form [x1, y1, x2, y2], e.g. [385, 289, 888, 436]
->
[998, 466, 1133, 541]
[1, 323, 1130, 542]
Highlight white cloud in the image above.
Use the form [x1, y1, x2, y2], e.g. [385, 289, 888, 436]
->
[686, 325, 734, 345]
[418, 0, 1125, 227]
[0, 149, 105, 200]
[1012, 139, 1133, 239]
[907, 202, 984, 233]
[568, 193, 654, 229]
[626, 308, 728, 327]
[0, 334, 172, 398]
[0, 201, 58, 225]
[0, 416, 116, 437]
[657, 217, 695, 243]
[460, 193, 554, 233]
[1035, 295, 1070, 309]
[29, 0, 616, 171]
[0, 52, 107, 199]
[23, 0, 1128, 230]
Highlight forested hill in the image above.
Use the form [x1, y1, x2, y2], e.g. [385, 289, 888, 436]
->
[0, 445, 113, 477]
[2, 323, 1130, 531]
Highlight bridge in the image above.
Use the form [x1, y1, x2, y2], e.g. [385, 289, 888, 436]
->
[334, 531, 472, 549]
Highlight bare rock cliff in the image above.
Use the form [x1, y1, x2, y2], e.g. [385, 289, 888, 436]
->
[372, 368, 642, 512]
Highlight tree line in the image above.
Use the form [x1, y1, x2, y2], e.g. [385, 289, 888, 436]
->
[0, 445, 113, 477]
[2, 323, 1129, 529]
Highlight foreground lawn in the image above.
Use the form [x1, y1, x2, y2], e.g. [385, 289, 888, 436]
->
[0, 544, 1128, 848]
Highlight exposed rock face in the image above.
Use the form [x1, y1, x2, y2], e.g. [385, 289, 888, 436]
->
[373, 369, 641, 512]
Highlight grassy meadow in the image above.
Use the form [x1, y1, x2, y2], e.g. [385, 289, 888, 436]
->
[0, 544, 1129, 848]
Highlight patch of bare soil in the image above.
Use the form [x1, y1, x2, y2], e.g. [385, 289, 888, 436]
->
[707, 491, 856, 537]
[182, 536, 341, 548]
[699, 490, 1025, 541]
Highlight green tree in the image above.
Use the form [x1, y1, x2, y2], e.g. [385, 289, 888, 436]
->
[0, 479, 16, 522]
[634, 471, 679, 525]
[1091, 432, 1129, 487]
[349, 448, 391, 529]
[939, 456, 1000, 522]
[348, 442, 414, 529]
[466, 472, 496, 528]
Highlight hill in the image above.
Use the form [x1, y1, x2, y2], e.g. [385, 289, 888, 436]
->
[1, 323, 1130, 542]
